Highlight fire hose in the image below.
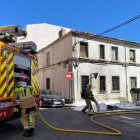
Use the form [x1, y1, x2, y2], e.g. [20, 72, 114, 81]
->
[35, 106, 140, 136]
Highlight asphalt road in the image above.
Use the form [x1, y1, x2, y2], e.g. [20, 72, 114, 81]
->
[0, 107, 140, 140]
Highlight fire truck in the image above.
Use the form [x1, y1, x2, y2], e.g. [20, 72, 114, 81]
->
[0, 25, 39, 122]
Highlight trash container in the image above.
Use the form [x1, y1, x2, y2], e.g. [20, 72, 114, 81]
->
[130, 88, 140, 106]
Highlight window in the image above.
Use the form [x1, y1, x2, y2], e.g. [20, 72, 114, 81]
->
[100, 76, 106, 91]
[100, 44, 105, 59]
[130, 77, 137, 88]
[129, 49, 135, 63]
[112, 47, 118, 61]
[80, 42, 88, 57]
[112, 76, 120, 90]
[46, 78, 50, 89]
[46, 52, 50, 67]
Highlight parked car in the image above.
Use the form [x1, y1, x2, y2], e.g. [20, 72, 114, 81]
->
[39, 89, 65, 107]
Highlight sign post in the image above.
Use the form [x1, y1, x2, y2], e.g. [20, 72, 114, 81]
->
[65, 72, 72, 103]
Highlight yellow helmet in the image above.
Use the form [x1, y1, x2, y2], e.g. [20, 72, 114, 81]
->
[86, 83, 91, 89]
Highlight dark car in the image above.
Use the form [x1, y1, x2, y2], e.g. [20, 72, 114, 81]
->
[39, 89, 65, 107]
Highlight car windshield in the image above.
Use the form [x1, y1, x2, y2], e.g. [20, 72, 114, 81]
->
[40, 89, 57, 95]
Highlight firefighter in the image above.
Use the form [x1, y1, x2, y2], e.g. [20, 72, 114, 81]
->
[81, 84, 95, 115]
[14, 73, 36, 137]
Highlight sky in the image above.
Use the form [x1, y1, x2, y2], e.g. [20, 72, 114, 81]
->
[1, 0, 140, 43]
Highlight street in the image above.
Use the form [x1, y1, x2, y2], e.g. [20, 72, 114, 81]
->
[0, 107, 140, 140]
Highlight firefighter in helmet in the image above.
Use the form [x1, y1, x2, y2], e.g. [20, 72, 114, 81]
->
[81, 84, 94, 115]
[14, 72, 36, 137]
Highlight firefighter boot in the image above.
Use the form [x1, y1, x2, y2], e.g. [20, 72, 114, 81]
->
[30, 128, 34, 137]
[23, 129, 31, 137]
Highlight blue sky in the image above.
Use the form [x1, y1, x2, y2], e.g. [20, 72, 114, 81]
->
[1, 0, 140, 42]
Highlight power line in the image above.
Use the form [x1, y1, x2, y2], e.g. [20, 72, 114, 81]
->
[98, 14, 140, 35]
[38, 15, 140, 71]
[75, 14, 140, 44]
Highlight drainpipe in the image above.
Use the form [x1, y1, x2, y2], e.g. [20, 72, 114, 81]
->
[43, 51, 45, 89]
[52, 45, 54, 90]
[72, 36, 78, 102]
[124, 44, 128, 101]
[68, 63, 72, 103]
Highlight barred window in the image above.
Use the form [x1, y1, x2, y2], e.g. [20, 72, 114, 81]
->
[100, 44, 105, 59]
[112, 76, 120, 90]
[112, 47, 118, 61]
[100, 76, 106, 91]
[129, 49, 135, 63]
[130, 77, 137, 88]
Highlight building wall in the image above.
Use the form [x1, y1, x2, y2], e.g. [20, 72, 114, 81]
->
[38, 33, 140, 102]
[73, 36, 140, 102]
[18, 23, 71, 50]
[18, 22, 140, 102]
[127, 66, 140, 102]
[37, 35, 73, 99]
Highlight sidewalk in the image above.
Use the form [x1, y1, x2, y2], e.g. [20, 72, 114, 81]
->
[65, 100, 140, 112]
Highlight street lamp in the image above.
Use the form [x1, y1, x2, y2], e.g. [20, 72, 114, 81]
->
[90, 73, 98, 84]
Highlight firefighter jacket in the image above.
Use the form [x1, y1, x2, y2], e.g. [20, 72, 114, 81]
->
[14, 85, 36, 108]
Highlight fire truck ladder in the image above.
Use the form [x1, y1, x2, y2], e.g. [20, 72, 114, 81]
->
[0, 25, 26, 43]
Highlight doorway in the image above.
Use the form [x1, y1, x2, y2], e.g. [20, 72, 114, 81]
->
[46, 78, 50, 89]
[81, 76, 89, 90]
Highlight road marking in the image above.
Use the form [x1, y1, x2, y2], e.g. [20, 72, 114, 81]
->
[119, 115, 135, 120]
[111, 116, 140, 128]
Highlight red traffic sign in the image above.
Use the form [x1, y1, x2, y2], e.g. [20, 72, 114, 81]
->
[65, 72, 72, 80]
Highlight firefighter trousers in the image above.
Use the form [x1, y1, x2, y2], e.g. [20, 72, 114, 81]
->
[21, 107, 35, 129]
[83, 99, 93, 112]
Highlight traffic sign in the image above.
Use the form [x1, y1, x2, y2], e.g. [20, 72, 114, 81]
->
[65, 72, 72, 80]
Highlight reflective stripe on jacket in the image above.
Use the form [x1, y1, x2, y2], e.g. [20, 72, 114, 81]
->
[14, 85, 35, 108]
[14, 85, 34, 100]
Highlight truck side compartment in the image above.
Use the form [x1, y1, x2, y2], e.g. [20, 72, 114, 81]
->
[0, 41, 39, 122]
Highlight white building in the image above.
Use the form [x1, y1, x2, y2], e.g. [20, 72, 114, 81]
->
[37, 30, 140, 103]
[18, 23, 71, 50]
